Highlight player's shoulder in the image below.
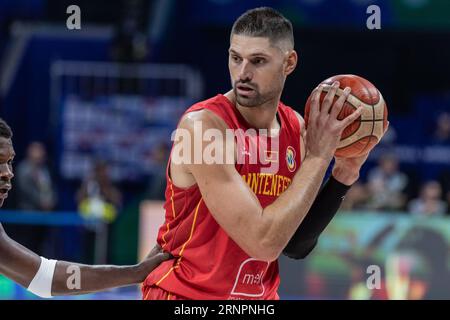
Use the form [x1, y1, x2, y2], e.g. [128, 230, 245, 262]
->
[179, 95, 229, 132]
[180, 108, 222, 126]
[187, 94, 227, 112]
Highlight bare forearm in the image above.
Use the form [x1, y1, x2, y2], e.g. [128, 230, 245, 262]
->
[0, 230, 42, 288]
[260, 155, 330, 259]
[0, 227, 143, 296]
[51, 261, 142, 295]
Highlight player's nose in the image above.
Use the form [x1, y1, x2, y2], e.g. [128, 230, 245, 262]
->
[0, 165, 13, 180]
[238, 61, 253, 82]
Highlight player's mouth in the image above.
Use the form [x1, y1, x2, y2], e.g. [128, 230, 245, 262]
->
[0, 185, 11, 198]
[236, 84, 256, 96]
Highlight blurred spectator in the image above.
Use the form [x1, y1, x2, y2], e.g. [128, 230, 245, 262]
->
[77, 160, 122, 222]
[16, 142, 56, 211]
[145, 143, 170, 200]
[365, 154, 409, 211]
[408, 181, 447, 217]
[432, 112, 450, 145]
[438, 170, 450, 214]
[76, 160, 122, 264]
[15, 141, 56, 255]
[340, 182, 369, 211]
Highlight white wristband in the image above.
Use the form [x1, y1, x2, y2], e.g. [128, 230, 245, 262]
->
[27, 257, 57, 298]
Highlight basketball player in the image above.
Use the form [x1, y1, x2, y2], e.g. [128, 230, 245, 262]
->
[0, 119, 171, 298]
[143, 7, 387, 300]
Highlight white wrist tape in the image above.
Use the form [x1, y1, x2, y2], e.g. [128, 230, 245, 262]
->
[27, 257, 57, 298]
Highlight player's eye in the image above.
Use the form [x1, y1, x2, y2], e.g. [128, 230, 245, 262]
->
[253, 58, 266, 65]
[7, 159, 14, 166]
[231, 55, 242, 63]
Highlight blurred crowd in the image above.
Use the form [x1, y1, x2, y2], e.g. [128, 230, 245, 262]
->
[341, 112, 450, 216]
[6, 139, 168, 263]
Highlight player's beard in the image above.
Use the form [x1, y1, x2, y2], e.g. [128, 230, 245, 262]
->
[233, 83, 278, 108]
[233, 74, 283, 108]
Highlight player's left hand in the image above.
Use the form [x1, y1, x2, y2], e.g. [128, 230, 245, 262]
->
[136, 244, 173, 281]
[332, 122, 389, 185]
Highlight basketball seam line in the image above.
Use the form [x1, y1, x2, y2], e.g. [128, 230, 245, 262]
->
[360, 119, 384, 122]
[359, 78, 376, 155]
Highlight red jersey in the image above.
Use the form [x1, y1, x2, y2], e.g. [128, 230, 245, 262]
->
[143, 94, 302, 300]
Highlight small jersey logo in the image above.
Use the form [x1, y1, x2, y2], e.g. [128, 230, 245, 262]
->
[286, 146, 296, 172]
[230, 258, 270, 298]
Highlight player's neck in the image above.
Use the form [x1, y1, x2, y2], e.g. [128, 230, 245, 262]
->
[224, 90, 280, 131]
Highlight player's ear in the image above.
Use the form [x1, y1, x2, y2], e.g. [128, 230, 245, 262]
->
[284, 50, 298, 76]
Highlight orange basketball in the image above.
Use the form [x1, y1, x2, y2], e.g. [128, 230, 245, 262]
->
[304, 74, 388, 158]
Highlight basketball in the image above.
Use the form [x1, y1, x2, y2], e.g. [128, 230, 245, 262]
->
[304, 74, 388, 158]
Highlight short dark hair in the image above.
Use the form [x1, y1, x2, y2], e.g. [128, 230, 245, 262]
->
[231, 7, 294, 49]
[0, 118, 13, 139]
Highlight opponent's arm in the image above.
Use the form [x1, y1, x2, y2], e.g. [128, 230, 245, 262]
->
[0, 224, 171, 297]
[177, 83, 361, 261]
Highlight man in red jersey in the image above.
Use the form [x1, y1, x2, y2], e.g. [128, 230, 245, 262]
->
[143, 7, 386, 300]
[0, 118, 172, 298]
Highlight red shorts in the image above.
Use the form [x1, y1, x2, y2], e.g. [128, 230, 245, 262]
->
[142, 285, 187, 300]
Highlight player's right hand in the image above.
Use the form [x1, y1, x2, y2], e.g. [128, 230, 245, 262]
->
[304, 81, 362, 162]
[136, 244, 173, 281]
